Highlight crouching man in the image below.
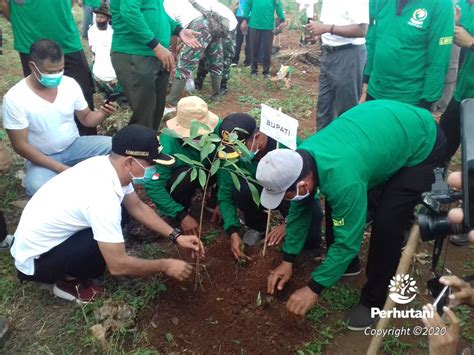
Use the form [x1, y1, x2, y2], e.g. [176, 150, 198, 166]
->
[256, 100, 445, 330]
[11, 124, 204, 303]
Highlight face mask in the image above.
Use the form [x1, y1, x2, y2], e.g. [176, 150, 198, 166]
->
[129, 158, 157, 184]
[243, 136, 260, 161]
[32, 62, 63, 88]
[96, 21, 108, 30]
[290, 184, 310, 201]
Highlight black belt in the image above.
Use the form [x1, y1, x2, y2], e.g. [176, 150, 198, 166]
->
[321, 43, 355, 54]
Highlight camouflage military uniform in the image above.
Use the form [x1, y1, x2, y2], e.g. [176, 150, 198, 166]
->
[175, 17, 224, 80]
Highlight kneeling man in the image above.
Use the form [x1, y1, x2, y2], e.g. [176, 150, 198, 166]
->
[11, 125, 204, 303]
[257, 100, 445, 330]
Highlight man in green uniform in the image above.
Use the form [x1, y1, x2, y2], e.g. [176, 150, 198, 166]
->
[144, 96, 221, 236]
[362, 0, 454, 109]
[4, 0, 97, 135]
[439, 0, 474, 246]
[256, 100, 445, 330]
[241, 0, 286, 77]
[216, 113, 322, 261]
[110, 0, 200, 130]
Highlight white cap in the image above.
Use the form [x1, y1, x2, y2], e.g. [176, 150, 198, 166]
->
[256, 149, 303, 209]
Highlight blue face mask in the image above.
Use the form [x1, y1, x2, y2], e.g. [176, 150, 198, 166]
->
[129, 158, 157, 185]
[290, 184, 310, 201]
[32, 62, 63, 88]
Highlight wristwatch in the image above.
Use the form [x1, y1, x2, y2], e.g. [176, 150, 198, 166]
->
[169, 228, 182, 244]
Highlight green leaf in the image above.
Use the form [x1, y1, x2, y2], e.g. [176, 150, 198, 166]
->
[174, 153, 204, 168]
[248, 182, 260, 206]
[200, 143, 216, 162]
[190, 167, 198, 181]
[182, 137, 200, 151]
[170, 170, 188, 193]
[229, 171, 241, 192]
[190, 120, 212, 139]
[198, 169, 207, 188]
[161, 127, 182, 138]
[256, 291, 262, 307]
[210, 159, 220, 176]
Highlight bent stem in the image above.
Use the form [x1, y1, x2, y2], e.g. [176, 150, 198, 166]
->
[195, 169, 212, 291]
[262, 209, 272, 257]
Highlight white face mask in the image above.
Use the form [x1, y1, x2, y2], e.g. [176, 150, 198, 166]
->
[290, 184, 310, 201]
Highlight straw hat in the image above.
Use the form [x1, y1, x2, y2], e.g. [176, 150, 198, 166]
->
[166, 96, 219, 138]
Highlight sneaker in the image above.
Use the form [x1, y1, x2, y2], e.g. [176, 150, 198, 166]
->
[163, 105, 176, 117]
[450, 234, 469, 246]
[263, 74, 271, 79]
[342, 258, 362, 277]
[0, 318, 9, 339]
[251, 71, 258, 76]
[53, 279, 105, 304]
[242, 229, 263, 246]
[0, 235, 14, 252]
[347, 303, 379, 331]
[230, 63, 237, 67]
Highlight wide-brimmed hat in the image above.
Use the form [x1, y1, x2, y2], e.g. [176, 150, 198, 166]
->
[166, 96, 219, 138]
[93, 4, 111, 18]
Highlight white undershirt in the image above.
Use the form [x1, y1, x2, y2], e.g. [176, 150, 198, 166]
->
[88, 24, 116, 82]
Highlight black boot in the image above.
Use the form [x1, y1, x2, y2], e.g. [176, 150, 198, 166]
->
[194, 59, 208, 90]
[220, 78, 228, 95]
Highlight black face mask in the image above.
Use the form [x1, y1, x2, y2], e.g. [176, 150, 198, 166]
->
[96, 21, 108, 30]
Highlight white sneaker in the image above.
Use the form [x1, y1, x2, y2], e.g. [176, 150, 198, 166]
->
[0, 235, 14, 251]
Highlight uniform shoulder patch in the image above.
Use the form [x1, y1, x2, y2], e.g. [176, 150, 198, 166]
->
[439, 37, 453, 45]
[333, 218, 345, 227]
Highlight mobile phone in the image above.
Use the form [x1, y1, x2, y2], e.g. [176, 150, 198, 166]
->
[432, 284, 451, 317]
[105, 93, 122, 105]
[461, 99, 474, 231]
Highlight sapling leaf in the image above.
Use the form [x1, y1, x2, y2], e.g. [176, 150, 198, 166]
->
[190, 167, 198, 182]
[198, 169, 207, 188]
[256, 291, 262, 307]
[210, 159, 220, 176]
[248, 182, 260, 206]
[189, 120, 212, 139]
[200, 143, 216, 162]
[175, 153, 204, 167]
[182, 137, 200, 150]
[230, 171, 241, 191]
[170, 169, 189, 193]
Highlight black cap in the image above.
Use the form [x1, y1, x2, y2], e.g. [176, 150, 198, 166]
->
[218, 113, 257, 160]
[112, 124, 175, 165]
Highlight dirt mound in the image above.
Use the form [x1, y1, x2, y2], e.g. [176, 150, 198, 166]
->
[137, 237, 320, 353]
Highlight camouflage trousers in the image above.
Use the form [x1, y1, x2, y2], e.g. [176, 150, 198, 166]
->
[197, 29, 236, 81]
[175, 17, 224, 80]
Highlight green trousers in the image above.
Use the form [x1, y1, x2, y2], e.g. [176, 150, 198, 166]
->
[111, 52, 169, 130]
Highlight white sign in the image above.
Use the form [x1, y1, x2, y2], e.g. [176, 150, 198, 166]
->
[260, 104, 299, 150]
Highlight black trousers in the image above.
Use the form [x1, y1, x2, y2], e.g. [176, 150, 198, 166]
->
[439, 98, 461, 165]
[17, 228, 106, 284]
[20, 51, 97, 136]
[231, 177, 323, 249]
[0, 211, 7, 243]
[233, 16, 250, 65]
[325, 128, 445, 308]
[249, 28, 273, 75]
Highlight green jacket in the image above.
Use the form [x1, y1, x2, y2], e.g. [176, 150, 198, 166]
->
[243, 0, 285, 31]
[218, 136, 301, 235]
[454, 1, 474, 102]
[365, 0, 454, 105]
[111, 0, 179, 56]
[283, 100, 437, 291]
[9, 0, 82, 54]
[144, 121, 222, 220]
[83, 0, 101, 7]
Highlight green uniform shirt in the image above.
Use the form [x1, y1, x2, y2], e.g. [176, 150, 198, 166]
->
[9, 0, 82, 54]
[218, 137, 301, 234]
[365, 0, 454, 105]
[84, 0, 101, 7]
[111, 0, 179, 57]
[144, 120, 222, 219]
[454, 1, 474, 102]
[243, 0, 285, 31]
[284, 100, 437, 289]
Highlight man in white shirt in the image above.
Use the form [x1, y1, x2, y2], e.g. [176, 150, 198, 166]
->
[11, 124, 205, 303]
[2, 39, 116, 196]
[307, 0, 369, 131]
[88, 5, 122, 99]
[164, 0, 237, 108]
